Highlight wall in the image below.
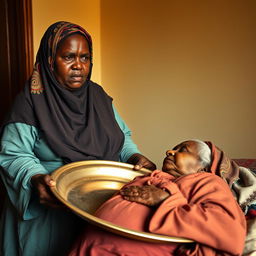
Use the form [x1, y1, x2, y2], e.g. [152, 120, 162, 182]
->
[101, 0, 256, 168]
[32, 0, 101, 83]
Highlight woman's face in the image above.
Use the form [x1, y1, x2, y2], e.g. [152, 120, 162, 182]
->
[54, 33, 91, 90]
[162, 141, 204, 177]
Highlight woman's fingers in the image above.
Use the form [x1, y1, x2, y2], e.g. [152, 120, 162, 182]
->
[44, 174, 56, 186]
[31, 174, 63, 208]
[121, 185, 170, 206]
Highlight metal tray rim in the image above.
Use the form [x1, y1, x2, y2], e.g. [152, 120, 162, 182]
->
[50, 160, 194, 243]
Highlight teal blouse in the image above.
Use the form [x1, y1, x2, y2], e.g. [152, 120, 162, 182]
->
[0, 105, 140, 256]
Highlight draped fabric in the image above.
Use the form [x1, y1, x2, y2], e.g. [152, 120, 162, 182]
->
[69, 171, 246, 256]
[3, 21, 124, 163]
[204, 142, 256, 255]
[206, 141, 256, 211]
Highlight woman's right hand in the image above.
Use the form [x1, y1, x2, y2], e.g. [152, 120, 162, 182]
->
[31, 174, 64, 208]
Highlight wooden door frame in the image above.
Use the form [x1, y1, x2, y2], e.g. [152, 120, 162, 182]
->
[0, 0, 34, 214]
[0, 0, 34, 125]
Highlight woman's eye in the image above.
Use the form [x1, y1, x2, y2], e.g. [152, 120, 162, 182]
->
[81, 56, 90, 62]
[64, 55, 73, 61]
[179, 146, 188, 152]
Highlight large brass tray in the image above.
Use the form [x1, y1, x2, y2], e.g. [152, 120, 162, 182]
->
[50, 160, 193, 243]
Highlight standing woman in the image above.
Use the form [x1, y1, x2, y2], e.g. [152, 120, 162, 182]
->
[0, 21, 156, 256]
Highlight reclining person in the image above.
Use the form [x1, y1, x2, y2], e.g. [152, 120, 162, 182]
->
[69, 139, 248, 256]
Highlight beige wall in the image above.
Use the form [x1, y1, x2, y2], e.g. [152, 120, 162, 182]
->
[101, 0, 256, 167]
[32, 0, 101, 83]
[33, 0, 256, 168]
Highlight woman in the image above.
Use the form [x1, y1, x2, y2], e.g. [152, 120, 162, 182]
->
[0, 21, 156, 256]
[69, 140, 247, 256]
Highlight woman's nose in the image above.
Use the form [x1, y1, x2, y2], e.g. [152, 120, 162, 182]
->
[166, 150, 176, 156]
[72, 58, 82, 69]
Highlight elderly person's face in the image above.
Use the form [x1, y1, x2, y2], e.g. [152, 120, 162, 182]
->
[54, 33, 91, 90]
[162, 141, 204, 177]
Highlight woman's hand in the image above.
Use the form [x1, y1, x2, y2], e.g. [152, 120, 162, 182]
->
[31, 174, 64, 208]
[127, 153, 156, 171]
[120, 185, 170, 207]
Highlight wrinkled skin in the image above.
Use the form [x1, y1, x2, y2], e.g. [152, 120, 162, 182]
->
[122, 141, 205, 206]
[54, 33, 91, 90]
[162, 141, 204, 177]
[127, 153, 156, 171]
[120, 185, 170, 206]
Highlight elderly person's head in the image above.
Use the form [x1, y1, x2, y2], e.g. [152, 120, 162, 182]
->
[31, 21, 93, 93]
[162, 139, 211, 177]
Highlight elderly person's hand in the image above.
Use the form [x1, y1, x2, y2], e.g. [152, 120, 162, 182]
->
[120, 185, 170, 206]
[31, 174, 64, 208]
[127, 153, 156, 171]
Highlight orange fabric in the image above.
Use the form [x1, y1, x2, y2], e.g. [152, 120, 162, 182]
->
[69, 171, 246, 256]
[69, 226, 178, 256]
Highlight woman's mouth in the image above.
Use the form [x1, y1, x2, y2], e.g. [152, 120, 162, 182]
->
[164, 157, 174, 164]
[163, 158, 178, 170]
[70, 75, 83, 81]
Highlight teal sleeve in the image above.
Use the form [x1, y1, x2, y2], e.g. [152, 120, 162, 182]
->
[0, 123, 49, 220]
[112, 104, 141, 162]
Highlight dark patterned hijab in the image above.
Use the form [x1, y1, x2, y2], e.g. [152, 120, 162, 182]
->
[4, 21, 124, 163]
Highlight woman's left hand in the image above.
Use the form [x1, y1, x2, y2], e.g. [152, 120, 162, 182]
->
[120, 185, 170, 206]
[31, 174, 64, 208]
[127, 153, 156, 171]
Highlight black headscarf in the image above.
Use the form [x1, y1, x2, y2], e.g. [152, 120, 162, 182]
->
[4, 21, 124, 163]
